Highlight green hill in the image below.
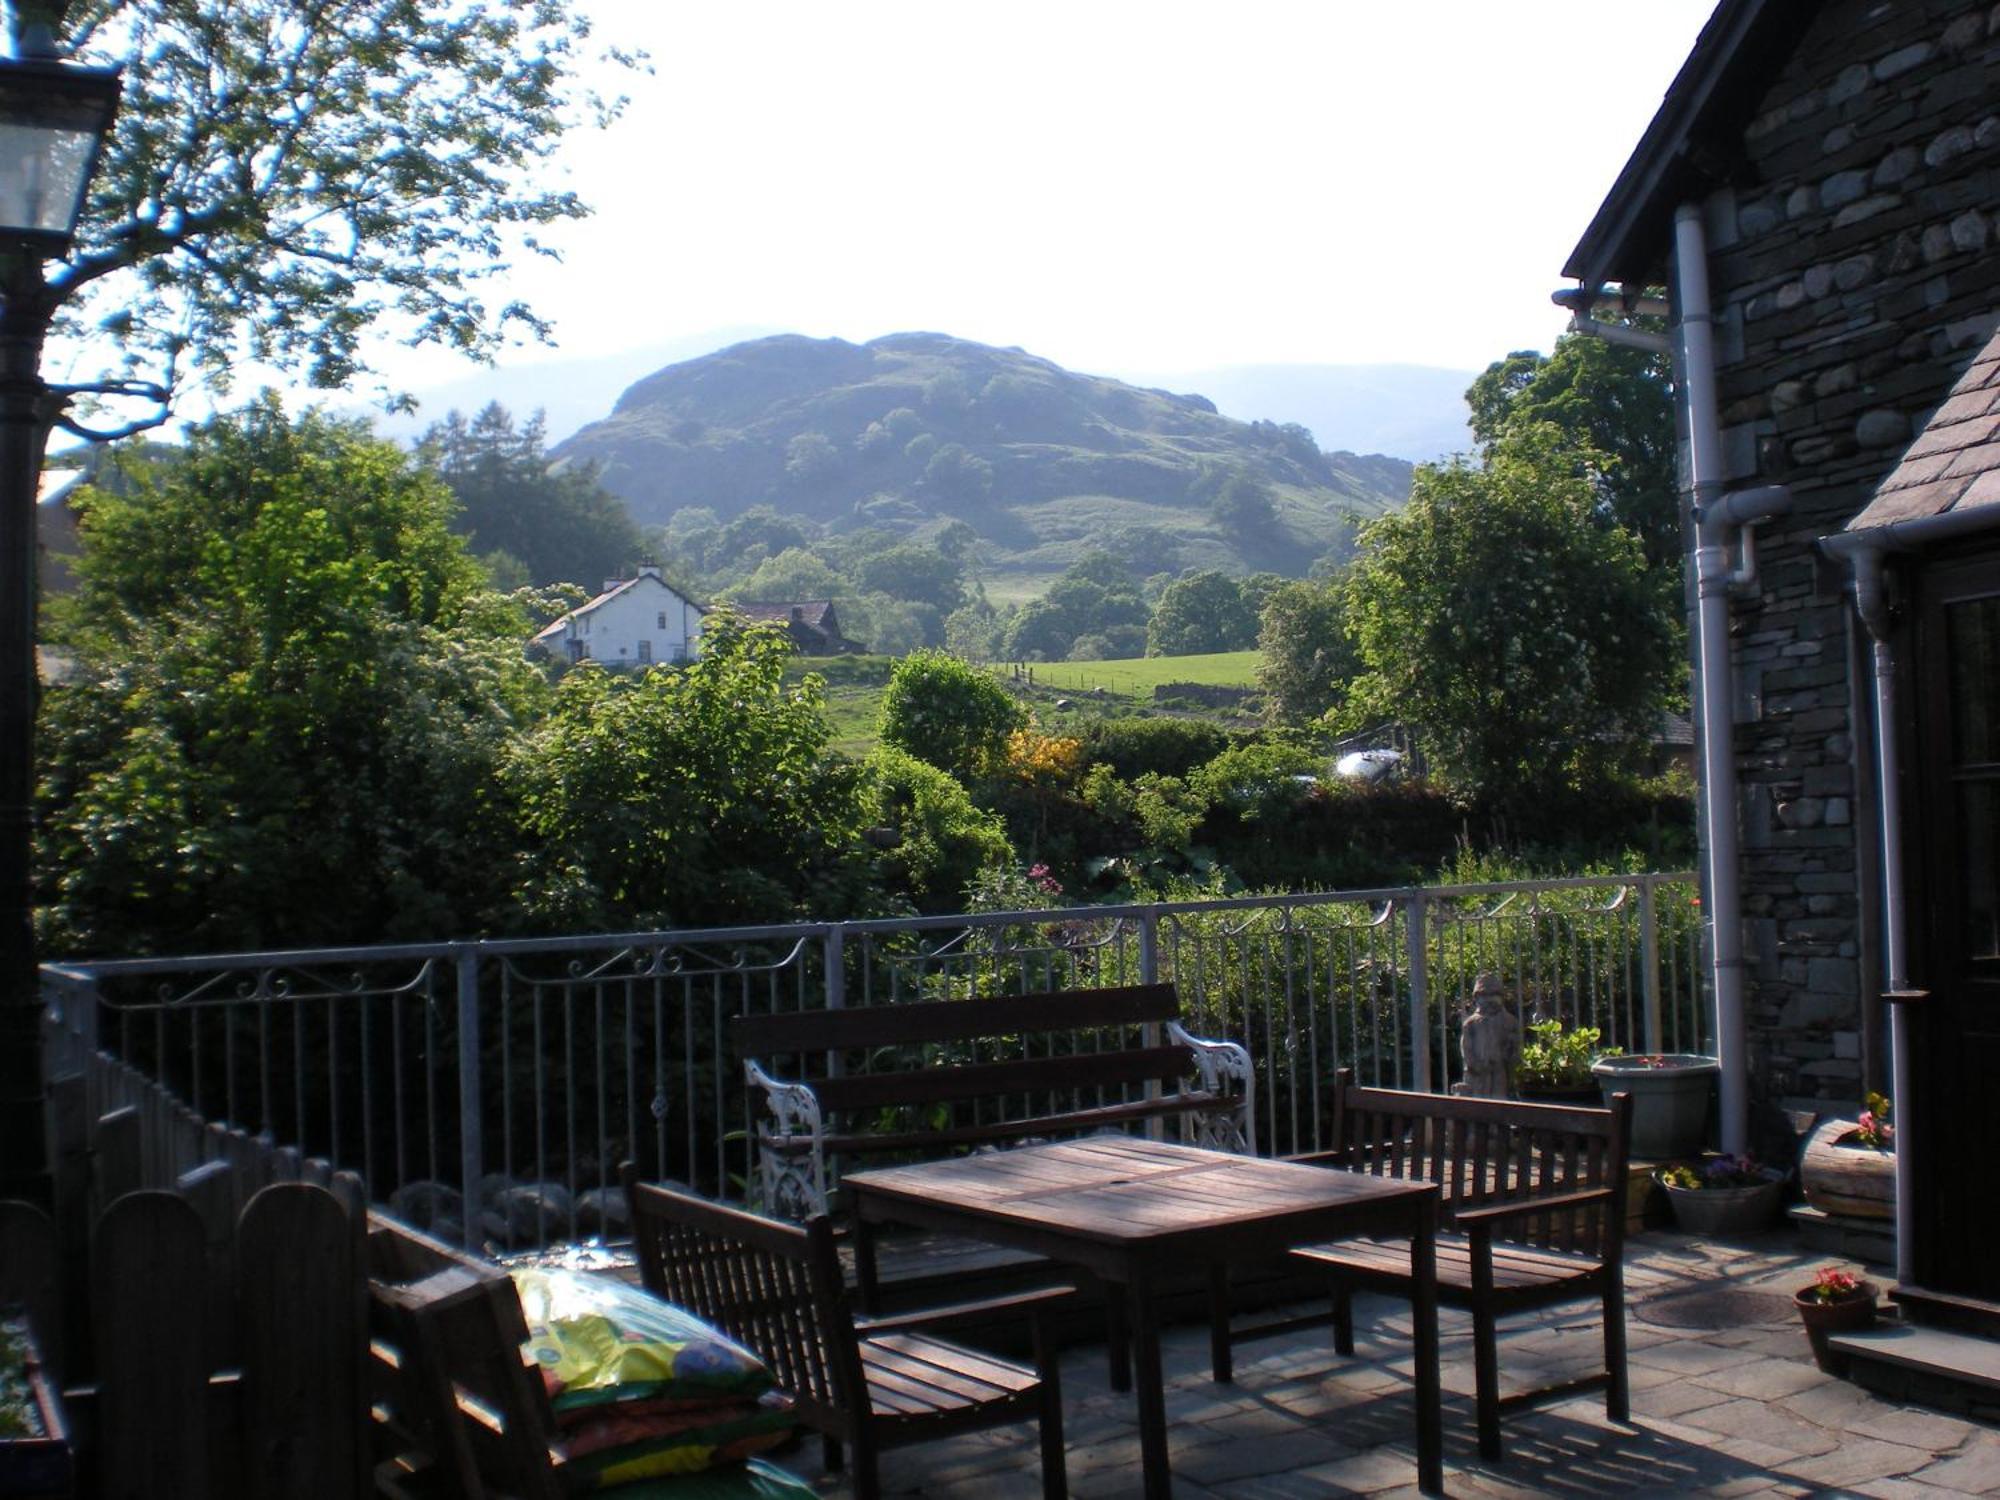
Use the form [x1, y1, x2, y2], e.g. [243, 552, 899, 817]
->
[552, 332, 1411, 583]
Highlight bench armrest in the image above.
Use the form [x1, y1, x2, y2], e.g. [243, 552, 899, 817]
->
[1452, 1184, 1616, 1229]
[1166, 1020, 1255, 1153]
[742, 1059, 828, 1219]
[855, 1282, 1080, 1337]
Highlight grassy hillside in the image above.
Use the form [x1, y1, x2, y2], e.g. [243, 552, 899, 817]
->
[554, 333, 1411, 588]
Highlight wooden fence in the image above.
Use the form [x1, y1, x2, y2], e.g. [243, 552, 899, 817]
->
[2, 1056, 371, 1500]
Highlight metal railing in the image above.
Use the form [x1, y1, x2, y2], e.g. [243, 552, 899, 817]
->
[41, 871, 1703, 1248]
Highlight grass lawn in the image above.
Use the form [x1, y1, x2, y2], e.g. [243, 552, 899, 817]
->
[1012, 650, 1260, 700]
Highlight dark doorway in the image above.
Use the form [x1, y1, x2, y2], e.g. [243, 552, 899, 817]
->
[1909, 550, 2000, 1300]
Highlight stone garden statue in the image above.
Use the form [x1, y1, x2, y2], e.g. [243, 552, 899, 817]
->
[1459, 972, 1521, 1099]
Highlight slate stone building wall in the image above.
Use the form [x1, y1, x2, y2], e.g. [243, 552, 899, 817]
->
[1694, 0, 2000, 1113]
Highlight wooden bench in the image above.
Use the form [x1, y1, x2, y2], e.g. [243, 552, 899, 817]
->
[364, 1213, 567, 1499]
[735, 982, 1253, 1218]
[626, 1174, 1070, 1500]
[1213, 1070, 1632, 1461]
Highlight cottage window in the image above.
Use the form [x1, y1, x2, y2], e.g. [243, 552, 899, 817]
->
[638, 639, 652, 663]
[657, 611, 667, 629]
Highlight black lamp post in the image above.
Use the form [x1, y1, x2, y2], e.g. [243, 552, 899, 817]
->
[0, 45, 119, 1208]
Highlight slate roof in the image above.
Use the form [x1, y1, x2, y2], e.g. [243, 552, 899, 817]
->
[1848, 326, 2000, 531]
[733, 600, 839, 630]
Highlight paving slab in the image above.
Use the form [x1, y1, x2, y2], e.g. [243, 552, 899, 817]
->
[767, 1229, 1996, 1498]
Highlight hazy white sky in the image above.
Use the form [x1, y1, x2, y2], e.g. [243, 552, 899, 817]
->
[378, 1, 1718, 397]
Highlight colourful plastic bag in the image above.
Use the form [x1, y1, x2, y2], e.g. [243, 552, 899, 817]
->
[509, 1267, 773, 1411]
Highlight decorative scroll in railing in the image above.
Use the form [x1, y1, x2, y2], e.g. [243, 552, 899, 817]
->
[42, 872, 1702, 1251]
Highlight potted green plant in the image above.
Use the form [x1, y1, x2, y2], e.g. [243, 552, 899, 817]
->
[1591, 1052, 1719, 1159]
[1792, 1267, 1878, 1372]
[1655, 1153, 1786, 1235]
[1515, 1019, 1620, 1104]
[0, 1312, 71, 1498]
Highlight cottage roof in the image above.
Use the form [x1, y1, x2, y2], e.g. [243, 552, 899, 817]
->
[732, 600, 838, 630]
[1563, 0, 1816, 289]
[529, 568, 705, 646]
[1848, 327, 2000, 532]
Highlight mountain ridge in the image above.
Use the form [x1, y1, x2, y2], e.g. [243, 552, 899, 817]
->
[553, 332, 1418, 583]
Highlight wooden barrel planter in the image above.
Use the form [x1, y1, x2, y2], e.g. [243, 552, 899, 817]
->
[1799, 1119, 1895, 1219]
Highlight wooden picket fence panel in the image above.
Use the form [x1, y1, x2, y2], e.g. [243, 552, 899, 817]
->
[0, 1074, 371, 1500]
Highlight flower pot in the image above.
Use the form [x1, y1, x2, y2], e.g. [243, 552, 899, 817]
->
[1799, 1118, 1895, 1220]
[1592, 1054, 1718, 1159]
[1793, 1282, 1878, 1373]
[1657, 1168, 1785, 1235]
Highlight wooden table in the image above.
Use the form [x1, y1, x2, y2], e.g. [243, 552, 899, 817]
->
[846, 1137, 1441, 1498]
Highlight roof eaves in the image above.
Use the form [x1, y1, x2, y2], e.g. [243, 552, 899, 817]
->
[1564, 0, 1813, 290]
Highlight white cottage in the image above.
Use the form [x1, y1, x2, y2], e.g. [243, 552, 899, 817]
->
[530, 564, 706, 667]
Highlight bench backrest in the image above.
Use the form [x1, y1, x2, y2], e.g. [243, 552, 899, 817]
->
[1330, 1070, 1631, 1258]
[625, 1174, 858, 1443]
[365, 1214, 565, 1500]
[732, 982, 1196, 1114]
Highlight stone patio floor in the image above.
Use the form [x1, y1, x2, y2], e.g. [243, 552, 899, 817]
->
[763, 1228, 2000, 1497]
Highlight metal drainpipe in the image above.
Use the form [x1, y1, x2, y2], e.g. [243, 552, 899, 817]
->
[1676, 202, 1753, 1155]
[1564, 206, 1793, 1155]
[1842, 546, 1915, 1282]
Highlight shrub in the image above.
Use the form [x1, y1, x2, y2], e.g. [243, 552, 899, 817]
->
[1081, 718, 1230, 781]
[864, 748, 1015, 913]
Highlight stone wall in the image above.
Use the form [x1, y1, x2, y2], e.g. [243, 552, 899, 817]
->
[1698, 0, 2000, 1113]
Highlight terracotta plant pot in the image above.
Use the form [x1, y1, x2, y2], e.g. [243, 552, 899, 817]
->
[1793, 1282, 1878, 1373]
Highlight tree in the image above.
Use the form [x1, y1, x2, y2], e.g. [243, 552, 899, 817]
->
[784, 432, 841, 487]
[922, 441, 993, 503]
[877, 650, 1023, 785]
[728, 546, 843, 605]
[1147, 571, 1257, 656]
[421, 403, 644, 587]
[853, 543, 964, 614]
[38, 400, 543, 954]
[1209, 472, 1278, 536]
[1343, 425, 1676, 802]
[510, 616, 870, 930]
[1465, 330, 1678, 568]
[44, 1, 634, 433]
[1256, 579, 1359, 724]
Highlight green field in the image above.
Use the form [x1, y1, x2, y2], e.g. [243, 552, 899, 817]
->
[1007, 650, 1261, 700]
[790, 649, 1262, 759]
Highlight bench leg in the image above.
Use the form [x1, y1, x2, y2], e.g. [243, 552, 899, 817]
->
[1034, 1313, 1067, 1499]
[1332, 1284, 1355, 1358]
[1603, 1277, 1630, 1423]
[1472, 1303, 1502, 1461]
[852, 1432, 882, 1500]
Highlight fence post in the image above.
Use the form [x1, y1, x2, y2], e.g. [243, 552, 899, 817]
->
[1404, 891, 1432, 1094]
[1139, 907, 1159, 986]
[1640, 878, 1663, 1055]
[455, 946, 483, 1250]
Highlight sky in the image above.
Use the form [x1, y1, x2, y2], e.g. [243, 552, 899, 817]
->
[250, 2, 1720, 420]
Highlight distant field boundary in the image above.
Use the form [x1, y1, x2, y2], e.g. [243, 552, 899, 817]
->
[1000, 650, 1260, 699]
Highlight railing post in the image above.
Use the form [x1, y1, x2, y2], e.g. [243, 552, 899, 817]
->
[1405, 891, 1432, 1094]
[455, 945, 483, 1250]
[1640, 878, 1663, 1055]
[1139, 905, 1163, 1138]
[823, 927, 846, 1081]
